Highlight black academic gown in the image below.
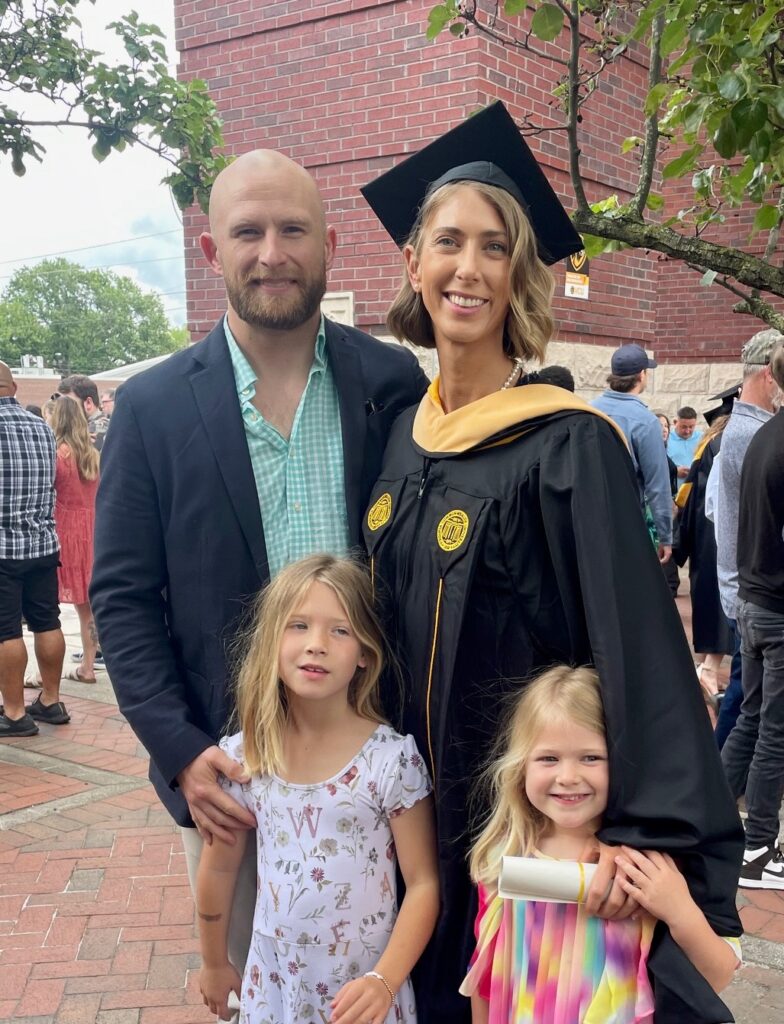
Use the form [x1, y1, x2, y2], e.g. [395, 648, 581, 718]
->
[364, 383, 742, 1024]
[674, 437, 734, 655]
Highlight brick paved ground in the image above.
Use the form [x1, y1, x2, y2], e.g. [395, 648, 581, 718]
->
[0, 592, 782, 1022]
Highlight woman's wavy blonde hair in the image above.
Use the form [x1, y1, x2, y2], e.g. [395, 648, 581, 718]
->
[234, 554, 387, 776]
[386, 180, 555, 363]
[50, 397, 100, 481]
[469, 665, 606, 887]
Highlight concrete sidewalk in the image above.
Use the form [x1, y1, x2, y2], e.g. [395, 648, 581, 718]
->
[0, 599, 782, 1021]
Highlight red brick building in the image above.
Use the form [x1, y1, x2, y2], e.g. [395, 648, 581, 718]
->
[173, 0, 779, 409]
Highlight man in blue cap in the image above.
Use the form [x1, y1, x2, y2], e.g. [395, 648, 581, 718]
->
[591, 343, 673, 564]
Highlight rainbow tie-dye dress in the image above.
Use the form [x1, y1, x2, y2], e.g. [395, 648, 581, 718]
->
[460, 882, 656, 1023]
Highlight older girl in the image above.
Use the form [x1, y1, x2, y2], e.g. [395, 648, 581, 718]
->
[196, 555, 438, 1024]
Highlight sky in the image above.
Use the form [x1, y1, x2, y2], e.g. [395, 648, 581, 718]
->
[0, 1, 188, 326]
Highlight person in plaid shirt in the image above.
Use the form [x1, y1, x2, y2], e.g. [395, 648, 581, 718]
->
[0, 362, 69, 735]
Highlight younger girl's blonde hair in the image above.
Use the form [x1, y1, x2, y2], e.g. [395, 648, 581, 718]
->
[50, 397, 100, 481]
[386, 180, 556, 364]
[469, 665, 606, 887]
[235, 554, 387, 776]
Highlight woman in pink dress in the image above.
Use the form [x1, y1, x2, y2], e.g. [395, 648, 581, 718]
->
[50, 398, 100, 683]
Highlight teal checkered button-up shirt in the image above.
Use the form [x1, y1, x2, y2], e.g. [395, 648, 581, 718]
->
[224, 316, 349, 578]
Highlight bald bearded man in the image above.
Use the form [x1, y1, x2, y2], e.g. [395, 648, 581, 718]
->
[90, 152, 427, 971]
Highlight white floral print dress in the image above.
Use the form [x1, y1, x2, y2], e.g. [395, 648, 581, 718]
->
[218, 724, 431, 1024]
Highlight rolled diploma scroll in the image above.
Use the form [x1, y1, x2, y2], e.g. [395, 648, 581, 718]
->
[499, 855, 598, 904]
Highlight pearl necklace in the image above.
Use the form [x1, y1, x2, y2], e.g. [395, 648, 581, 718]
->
[501, 357, 525, 390]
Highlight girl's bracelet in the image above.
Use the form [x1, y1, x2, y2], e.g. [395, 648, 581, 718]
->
[364, 970, 395, 1005]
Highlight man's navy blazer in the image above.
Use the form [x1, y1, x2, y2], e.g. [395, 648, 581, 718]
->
[90, 317, 428, 823]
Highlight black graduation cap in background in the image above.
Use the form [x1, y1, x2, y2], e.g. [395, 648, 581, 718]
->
[704, 383, 741, 426]
[360, 101, 583, 265]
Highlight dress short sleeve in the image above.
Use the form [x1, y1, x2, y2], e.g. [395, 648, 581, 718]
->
[378, 732, 432, 817]
[217, 732, 254, 815]
[460, 883, 498, 1001]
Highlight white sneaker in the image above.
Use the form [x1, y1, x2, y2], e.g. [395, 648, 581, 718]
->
[739, 844, 784, 889]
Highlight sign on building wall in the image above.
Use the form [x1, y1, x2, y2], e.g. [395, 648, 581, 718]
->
[565, 251, 589, 300]
[322, 292, 355, 326]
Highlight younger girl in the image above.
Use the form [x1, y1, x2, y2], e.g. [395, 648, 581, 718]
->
[197, 555, 439, 1024]
[460, 665, 740, 1023]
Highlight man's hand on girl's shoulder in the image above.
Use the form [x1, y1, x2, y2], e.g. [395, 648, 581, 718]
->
[177, 745, 255, 844]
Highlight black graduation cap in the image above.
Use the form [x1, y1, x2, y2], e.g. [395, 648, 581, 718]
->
[360, 101, 583, 265]
[704, 382, 741, 426]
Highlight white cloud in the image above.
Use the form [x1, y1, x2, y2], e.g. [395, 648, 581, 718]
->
[0, 0, 187, 325]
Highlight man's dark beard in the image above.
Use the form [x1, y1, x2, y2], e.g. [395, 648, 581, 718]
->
[228, 270, 327, 331]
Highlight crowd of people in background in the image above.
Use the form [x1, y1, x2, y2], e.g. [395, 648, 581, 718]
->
[0, 368, 114, 734]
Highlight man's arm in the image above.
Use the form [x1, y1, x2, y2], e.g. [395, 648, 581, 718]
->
[635, 417, 673, 553]
[90, 389, 223, 794]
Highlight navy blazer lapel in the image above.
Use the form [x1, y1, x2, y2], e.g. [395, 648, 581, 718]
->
[189, 322, 269, 583]
[326, 320, 366, 545]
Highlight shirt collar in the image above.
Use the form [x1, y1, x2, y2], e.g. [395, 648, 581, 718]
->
[0, 396, 19, 407]
[603, 389, 644, 404]
[224, 314, 328, 399]
[732, 400, 774, 424]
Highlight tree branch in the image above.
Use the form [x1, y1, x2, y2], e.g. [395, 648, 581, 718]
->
[0, 114, 184, 169]
[461, 9, 571, 66]
[567, 0, 590, 211]
[628, 9, 664, 218]
[572, 208, 784, 296]
[682, 262, 784, 330]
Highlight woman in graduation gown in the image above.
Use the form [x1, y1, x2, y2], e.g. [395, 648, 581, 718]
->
[360, 103, 742, 1024]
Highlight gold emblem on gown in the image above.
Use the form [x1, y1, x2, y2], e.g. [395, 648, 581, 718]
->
[436, 509, 469, 551]
[367, 492, 392, 531]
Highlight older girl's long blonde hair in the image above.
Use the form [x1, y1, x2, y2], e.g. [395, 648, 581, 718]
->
[469, 665, 607, 887]
[50, 397, 100, 481]
[234, 555, 387, 776]
[386, 180, 555, 364]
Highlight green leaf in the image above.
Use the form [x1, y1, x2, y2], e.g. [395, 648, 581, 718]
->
[590, 194, 621, 216]
[753, 204, 779, 232]
[749, 129, 771, 163]
[692, 167, 714, 194]
[660, 20, 687, 56]
[750, 6, 780, 46]
[731, 99, 767, 148]
[717, 71, 746, 102]
[772, 88, 784, 121]
[426, 6, 451, 40]
[449, 22, 464, 37]
[644, 83, 669, 117]
[91, 139, 111, 163]
[646, 192, 664, 211]
[712, 115, 737, 159]
[621, 136, 641, 154]
[504, 0, 528, 15]
[11, 151, 26, 177]
[580, 233, 615, 260]
[682, 98, 710, 135]
[530, 3, 564, 43]
[662, 146, 701, 179]
[692, 11, 725, 45]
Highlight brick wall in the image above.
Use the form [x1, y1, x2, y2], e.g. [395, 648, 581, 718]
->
[174, 0, 777, 364]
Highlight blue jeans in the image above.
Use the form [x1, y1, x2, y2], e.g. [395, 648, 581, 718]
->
[720, 599, 784, 848]
[716, 616, 743, 749]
